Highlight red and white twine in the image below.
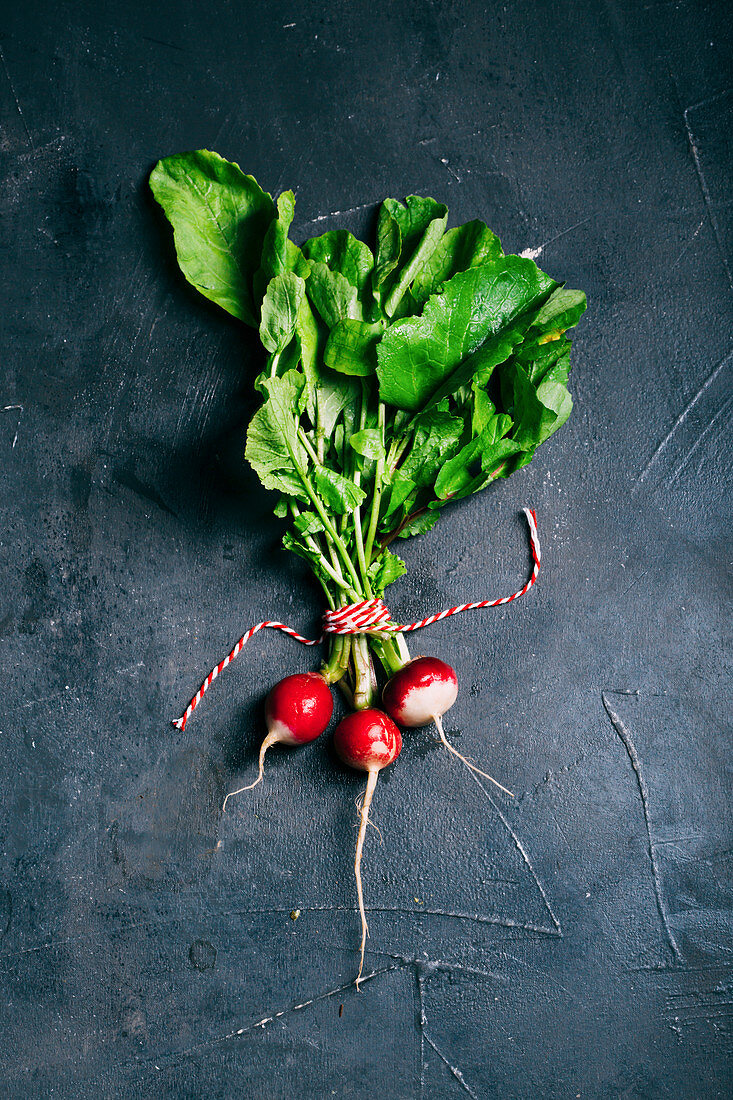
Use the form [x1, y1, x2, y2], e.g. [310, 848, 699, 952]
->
[173, 508, 540, 731]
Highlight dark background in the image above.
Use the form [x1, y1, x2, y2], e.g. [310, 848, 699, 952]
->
[0, 1, 731, 1096]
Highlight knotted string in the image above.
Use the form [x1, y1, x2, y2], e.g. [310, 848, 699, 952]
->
[173, 508, 540, 731]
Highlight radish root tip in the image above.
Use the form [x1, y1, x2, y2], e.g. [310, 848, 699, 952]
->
[222, 729, 280, 813]
[433, 714, 513, 798]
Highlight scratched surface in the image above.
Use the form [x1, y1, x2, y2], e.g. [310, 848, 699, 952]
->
[0, 0, 731, 1096]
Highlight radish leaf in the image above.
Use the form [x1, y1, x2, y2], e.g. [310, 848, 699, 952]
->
[324, 319, 383, 376]
[376, 258, 556, 411]
[412, 220, 503, 303]
[150, 150, 274, 326]
[259, 271, 305, 354]
[245, 372, 309, 500]
[302, 230, 374, 301]
[152, 151, 588, 664]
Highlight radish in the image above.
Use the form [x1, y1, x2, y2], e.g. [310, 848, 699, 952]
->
[383, 657, 512, 797]
[333, 708, 402, 987]
[222, 672, 333, 811]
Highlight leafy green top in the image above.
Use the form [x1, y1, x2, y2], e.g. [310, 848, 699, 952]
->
[151, 149, 586, 626]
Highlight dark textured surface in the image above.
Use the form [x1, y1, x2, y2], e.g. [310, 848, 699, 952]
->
[0, 1, 731, 1096]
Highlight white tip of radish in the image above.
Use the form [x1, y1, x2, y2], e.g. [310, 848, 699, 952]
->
[267, 718, 301, 746]
[400, 677, 458, 727]
[383, 657, 458, 728]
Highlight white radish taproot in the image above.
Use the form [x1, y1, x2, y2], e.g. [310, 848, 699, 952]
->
[333, 708, 402, 988]
[223, 672, 333, 811]
[382, 656, 512, 797]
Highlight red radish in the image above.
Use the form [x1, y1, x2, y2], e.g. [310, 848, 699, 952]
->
[383, 657, 512, 797]
[222, 672, 333, 811]
[383, 655, 458, 727]
[333, 708, 402, 988]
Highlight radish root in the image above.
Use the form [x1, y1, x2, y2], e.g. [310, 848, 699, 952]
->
[354, 768, 379, 989]
[355, 792, 384, 843]
[433, 714, 513, 798]
[222, 729, 279, 812]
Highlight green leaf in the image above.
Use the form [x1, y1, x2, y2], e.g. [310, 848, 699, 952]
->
[501, 360, 571, 450]
[412, 220, 503, 303]
[276, 190, 295, 228]
[514, 336, 572, 383]
[536, 378, 573, 433]
[377, 257, 556, 412]
[381, 196, 447, 257]
[396, 510, 440, 539]
[316, 373, 361, 439]
[399, 408, 463, 488]
[374, 196, 448, 316]
[368, 550, 407, 595]
[259, 271, 306, 354]
[282, 529, 332, 588]
[470, 387, 496, 436]
[293, 510, 325, 537]
[313, 467, 366, 514]
[349, 428, 386, 461]
[254, 190, 298, 304]
[306, 261, 361, 328]
[324, 319, 383, 376]
[373, 206, 402, 290]
[149, 150, 275, 326]
[302, 230, 374, 296]
[541, 350, 572, 387]
[294, 292, 322, 392]
[434, 414, 523, 502]
[244, 371, 308, 500]
[378, 198, 449, 316]
[270, 331, 304, 387]
[528, 287, 586, 337]
[382, 470, 418, 525]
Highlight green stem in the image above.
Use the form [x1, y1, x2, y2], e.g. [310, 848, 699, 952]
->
[351, 633, 376, 709]
[353, 510, 371, 594]
[290, 502, 352, 594]
[302, 477, 363, 595]
[369, 634, 404, 677]
[363, 402, 386, 565]
[315, 398, 325, 464]
[394, 631, 411, 665]
[318, 555, 353, 592]
[352, 382, 372, 595]
[298, 426, 320, 467]
[295, 423, 365, 597]
[324, 536, 359, 600]
[321, 634, 351, 683]
[385, 435, 410, 477]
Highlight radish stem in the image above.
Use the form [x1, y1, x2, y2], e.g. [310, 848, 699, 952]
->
[353, 382, 373, 595]
[363, 402, 386, 564]
[354, 769, 378, 989]
[433, 714, 514, 797]
[393, 632, 411, 666]
[369, 634, 404, 676]
[321, 634, 351, 683]
[352, 634, 376, 709]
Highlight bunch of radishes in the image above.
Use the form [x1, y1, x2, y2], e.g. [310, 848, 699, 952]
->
[224, 655, 505, 987]
[149, 150, 585, 987]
